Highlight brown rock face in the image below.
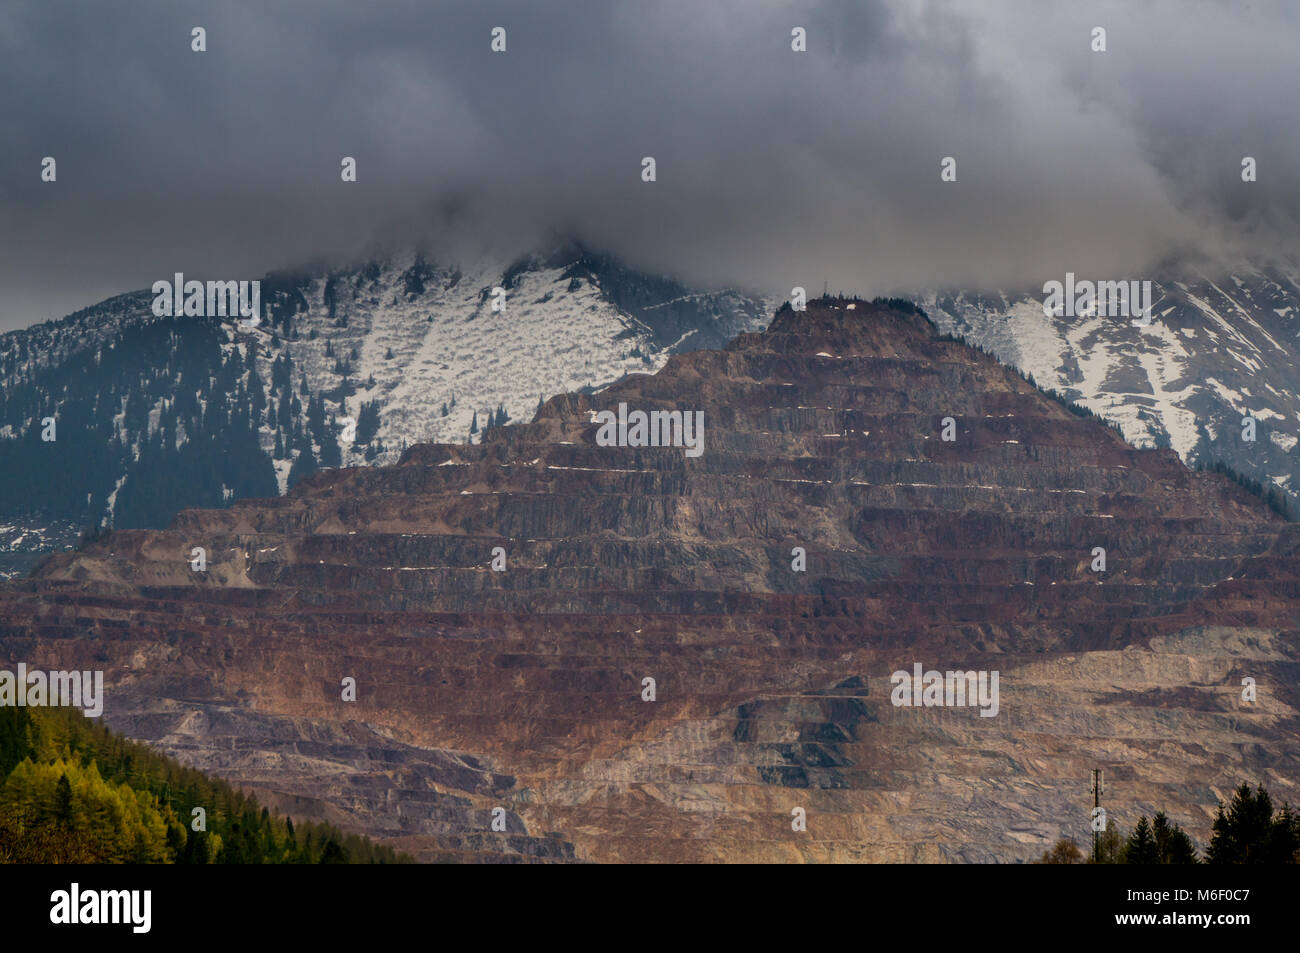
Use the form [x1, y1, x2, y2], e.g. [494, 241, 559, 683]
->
[2, 298, 1299, 862]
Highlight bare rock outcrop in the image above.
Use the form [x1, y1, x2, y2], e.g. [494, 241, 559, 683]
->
[3, 298, 1298, 862]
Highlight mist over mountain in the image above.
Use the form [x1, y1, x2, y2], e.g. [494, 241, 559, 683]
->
[4, 1, 1298, 329]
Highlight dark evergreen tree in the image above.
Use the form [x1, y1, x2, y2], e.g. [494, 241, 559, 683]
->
[1152, 812, 1199, 863]
[355, 401, 381, 445]
[277, 390, 293, 430]
[1207, 784, 1294, 863]
[53, 773, 74, 823]
[286, 446, 318, 489]
[1125, 816, 1160, 864]
[306, 395, 327, 443]
[319, 840, 348, 864]
[318, 426, 342, 468]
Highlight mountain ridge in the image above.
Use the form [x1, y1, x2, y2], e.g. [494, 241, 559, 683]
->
[7, 248, 1300, 582]
[0, 243, 771, 574]
[2, 296, 1296, 862]
[923, 262, 1300, 508]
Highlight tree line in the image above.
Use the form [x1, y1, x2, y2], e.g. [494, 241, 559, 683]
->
[1035, 784, 1300, 863]
[0, 706, 409, 864]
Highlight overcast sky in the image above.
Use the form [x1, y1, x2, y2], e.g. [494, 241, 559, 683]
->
[2, 0, 1297, 330]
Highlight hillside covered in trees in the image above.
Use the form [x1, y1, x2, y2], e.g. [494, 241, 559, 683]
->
[0, 706, 409, 864]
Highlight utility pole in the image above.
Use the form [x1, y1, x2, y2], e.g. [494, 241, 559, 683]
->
[1091, 769, 1104, 862]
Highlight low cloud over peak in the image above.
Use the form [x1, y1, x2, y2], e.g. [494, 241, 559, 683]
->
[2, 0, 1296, 328]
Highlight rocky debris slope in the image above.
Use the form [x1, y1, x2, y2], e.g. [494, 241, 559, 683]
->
[2, 298, 1298, 862]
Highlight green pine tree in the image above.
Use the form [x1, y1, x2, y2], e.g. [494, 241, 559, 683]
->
[1205, 784, 1298, 863]
[1125, 816, 1160, 864]
[53, 772, 74, 823]
[1152, 812, 1198, 864]
[287, 446, 318, 489]
[319, 840, 348, 864]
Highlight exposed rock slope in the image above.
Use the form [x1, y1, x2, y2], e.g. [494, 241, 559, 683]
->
[2, 298, 1298, 862]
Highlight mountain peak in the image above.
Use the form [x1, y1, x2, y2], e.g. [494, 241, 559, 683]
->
[4, 294, 1295, 862]
[0, 243, 770, 555]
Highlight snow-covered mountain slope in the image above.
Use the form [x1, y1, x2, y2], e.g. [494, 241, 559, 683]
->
[921, 263, 1300, 506]
[0, 241, 771, 573]
[6, 241, 1300, 581]
[272, 245, 770, 475]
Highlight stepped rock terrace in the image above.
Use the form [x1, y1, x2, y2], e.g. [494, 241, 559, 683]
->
[2, 298, 1298, 862]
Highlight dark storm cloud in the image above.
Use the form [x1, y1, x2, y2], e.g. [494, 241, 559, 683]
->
[1, 0, 1297, 329]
